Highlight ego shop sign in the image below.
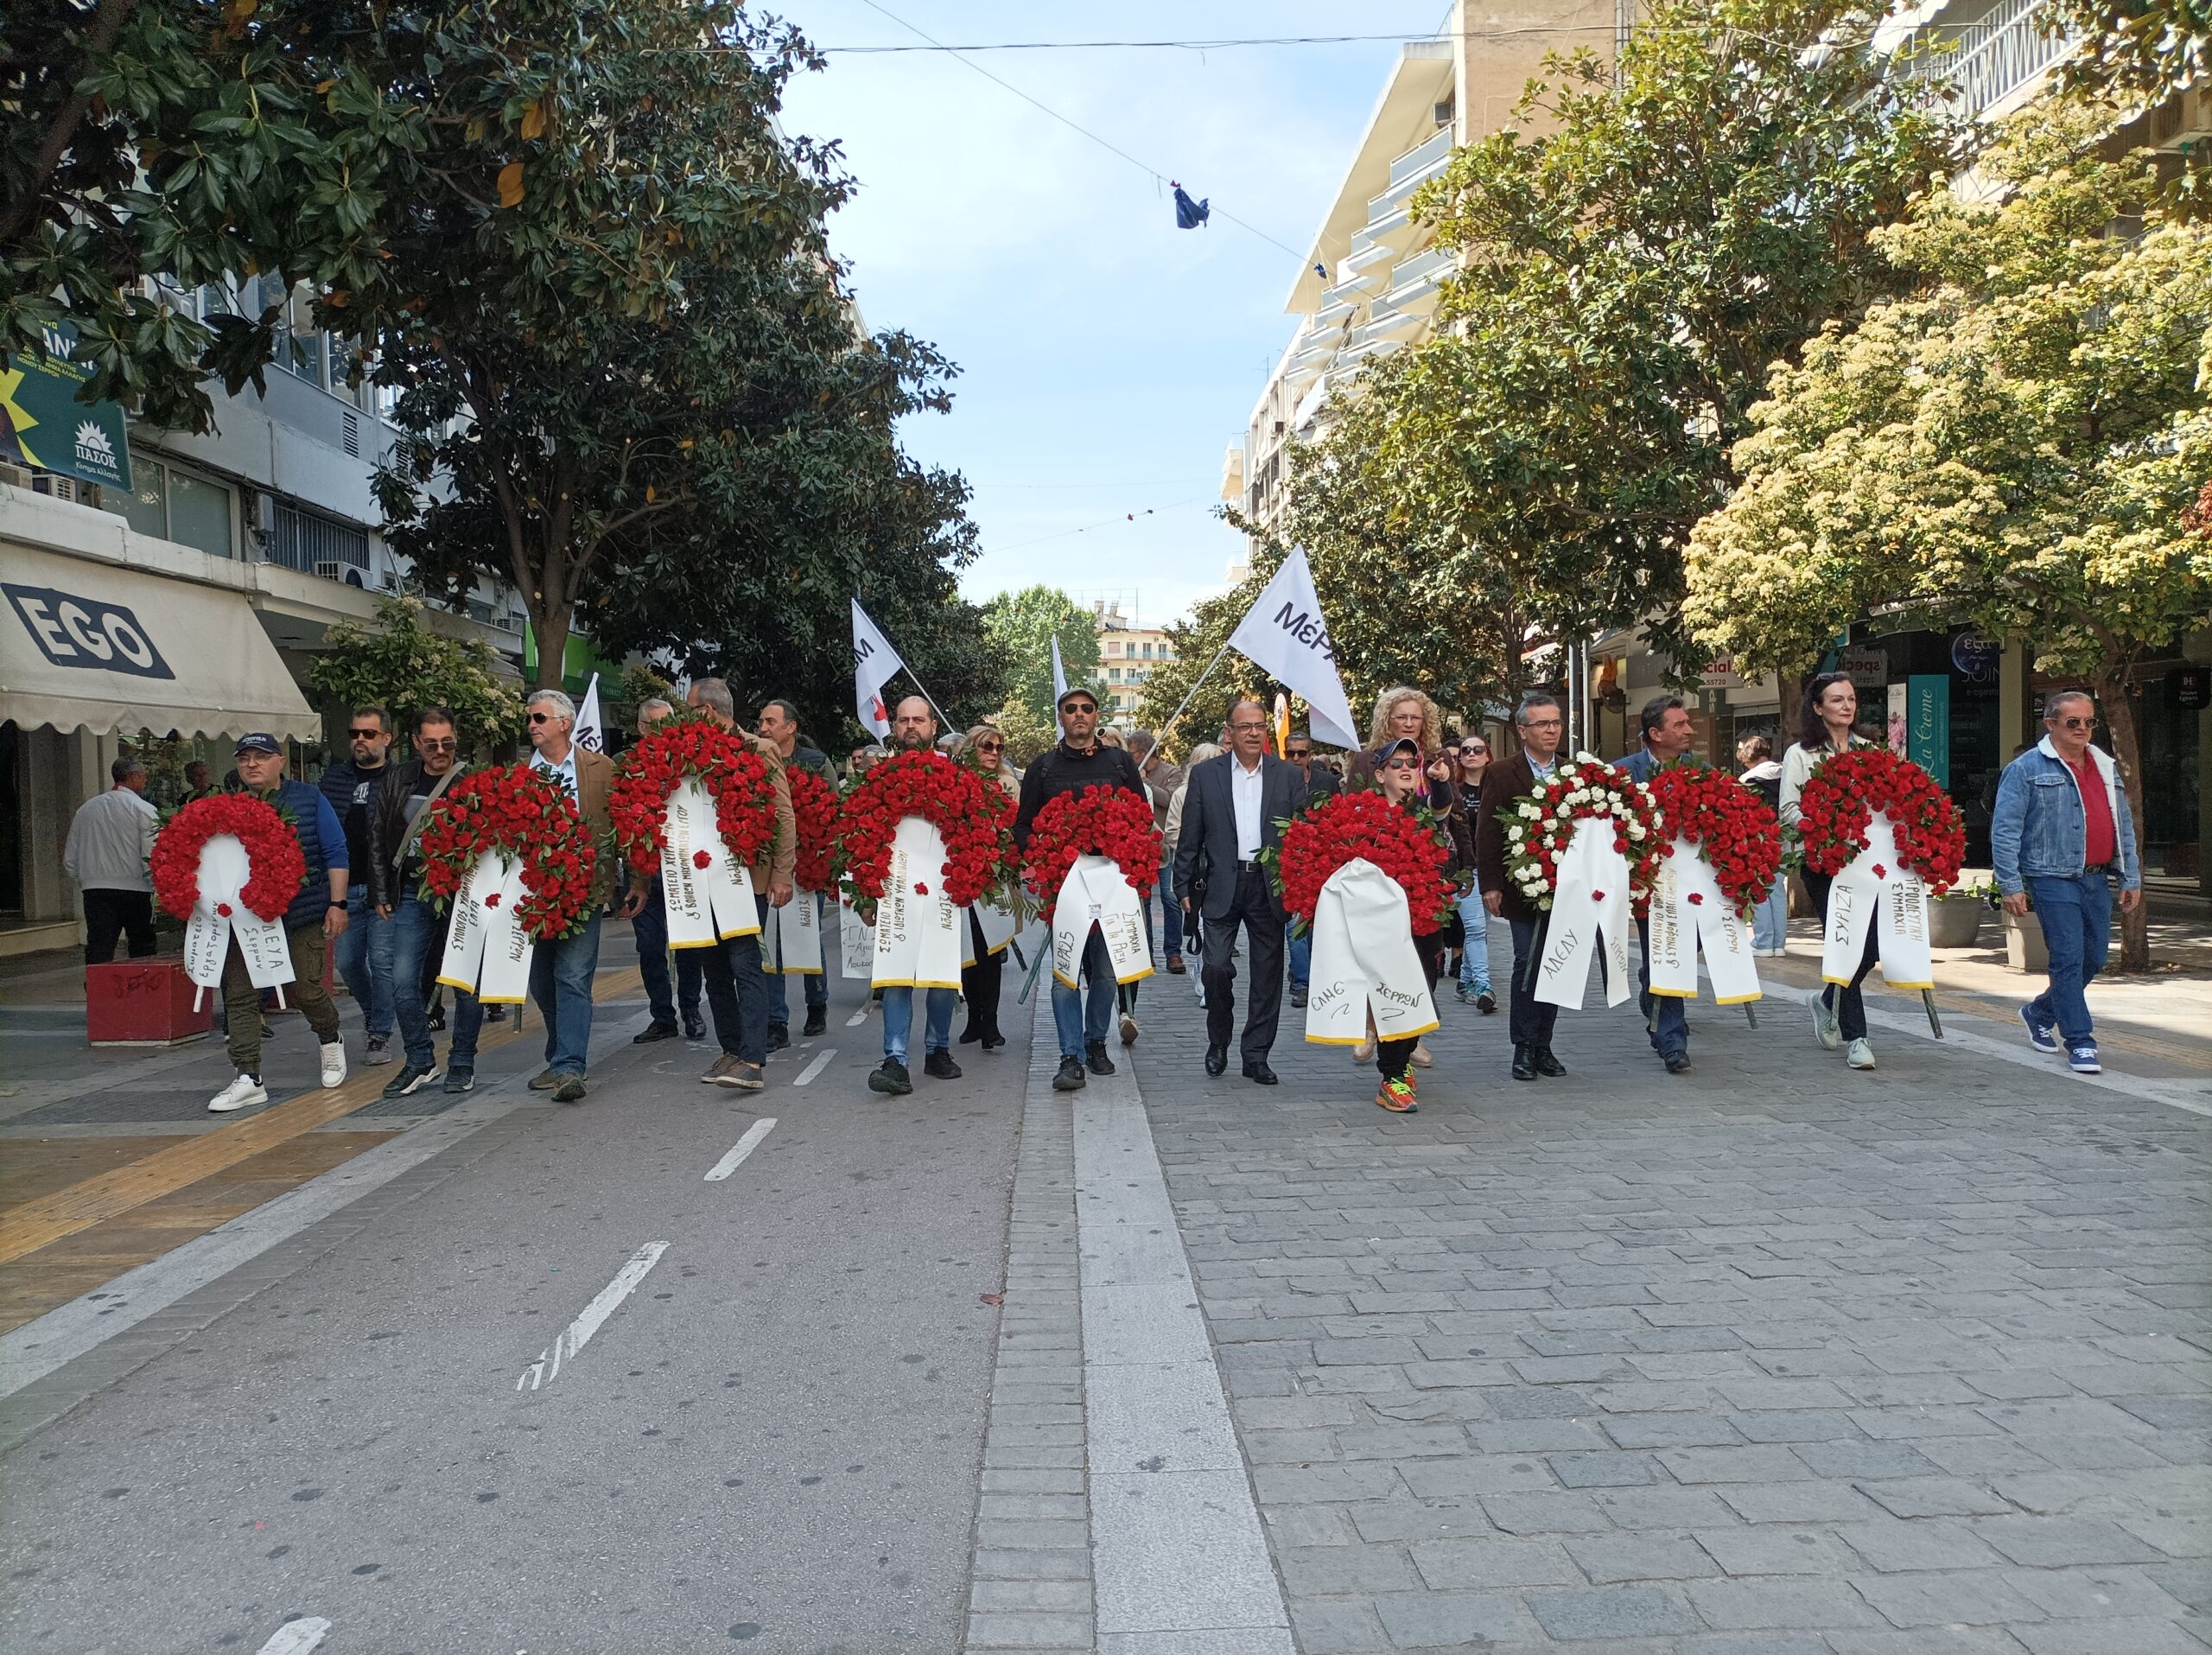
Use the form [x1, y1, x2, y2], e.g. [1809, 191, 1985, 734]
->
[3, 582, 174, 680]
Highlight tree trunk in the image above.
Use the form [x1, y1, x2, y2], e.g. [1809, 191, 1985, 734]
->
[531, 597, 575, 692]
[2094, 670, 2152, 972]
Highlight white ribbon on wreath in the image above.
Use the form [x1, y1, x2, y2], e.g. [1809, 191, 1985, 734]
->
[180, 834, 295, 1009]
[659, 777, 759, 948]
[1644, 835, 1762, 1005]
[964, 898, 1020, 969]
[839, 898, 874, 979]
[437, 848, 534, 1003]
[1535, 818, 1637, 1010]
[1303, 857, 1439, 1047]
[871, 817, 965, 990]
[762, 891, 824, 977]
[1048, 854, 1150, 989]
[1821, 812, 1935, 990]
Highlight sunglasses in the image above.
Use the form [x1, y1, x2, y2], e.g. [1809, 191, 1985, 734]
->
[976, 742, 1004, 753]
[1064, 704, 1096, 716]
[1286, 748, 1310, 759]
[418, 737, 457, 751]
[527, 711, 557, 724]
[1460, 746, 1487, 756]
[2055, 716, 2098, 730]
[348, 728, 383, 740]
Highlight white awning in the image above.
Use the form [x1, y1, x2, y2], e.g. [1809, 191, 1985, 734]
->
[1, 543, 321, 742]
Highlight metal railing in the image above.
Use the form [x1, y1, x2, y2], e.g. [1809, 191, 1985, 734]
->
[1910, 0, 2072, 116]
[265, 499, 369, 573]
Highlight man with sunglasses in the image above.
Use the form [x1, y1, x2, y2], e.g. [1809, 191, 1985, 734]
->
[370, 705, 480, 1097]
[1014, 685, 1153, 1091]
[1281, 730, 1336, 1008]
[756, 697, 833, 1041]
[1993, 691, 2142, 1076]
[320, 705, 398, 1065]
[524, 688, 619, 1103]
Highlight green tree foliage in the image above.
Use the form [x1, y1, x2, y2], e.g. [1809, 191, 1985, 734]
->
[980, 587, 1106, 728]
[1683, 111, 2212, 964]
[306, 596, 524, 747]
[2051, 0, 2211, 107]
[1300, 0, 1961, 680]
[989, 696, 1058, 767]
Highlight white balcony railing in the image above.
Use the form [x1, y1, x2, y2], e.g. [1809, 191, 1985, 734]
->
[1912, 0, 2073, 117]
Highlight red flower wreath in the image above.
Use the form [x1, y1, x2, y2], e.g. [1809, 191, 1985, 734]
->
[414, 762, 600, 940]
[1646, 764, 1784, 918]
[1796, 748, 1966, 892]
[151, 793, 307, 923]
[607, 715, 783, 877]
[786, 766, 840, 894]
[834, 748, 1015, 924]
[1268, 789, 1456, 936]
[1500, 755, 1663, 913]
[1021, 786, 1163, 922]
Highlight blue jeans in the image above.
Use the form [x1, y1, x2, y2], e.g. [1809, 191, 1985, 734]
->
[2024, 872, 2113, 1047]
[1052, 928, 1116, 1059]
[882, 985, 956, 1063]
[770, 892, 830, 1025]
[698, 897, 772, 1064]
[390, 892, 480, 1072]
[631, 877, 702, 1025]
[1751, 881, 1789, 952]
[1637, 921, 1688, 1061]
[1457, 889, 1493, 994]
[1156, 857, 1184, 958]
[335, 887, 395, 1039]
[1287, 930, 1311, 993]
[528, 907, 603, 1075]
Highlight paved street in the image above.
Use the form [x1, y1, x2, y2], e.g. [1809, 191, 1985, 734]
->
[3, 923, 2209, 1654]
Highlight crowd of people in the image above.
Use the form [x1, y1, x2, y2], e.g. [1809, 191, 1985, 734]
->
[67, 667, 2140, 1117]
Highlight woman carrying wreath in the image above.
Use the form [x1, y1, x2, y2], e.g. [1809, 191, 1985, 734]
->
[1781, 672, 1881, 1072]
[1347, 687, 1457, 1073]
[956, 724, 1021, 1051]
[1364, 737, 1461, 1112]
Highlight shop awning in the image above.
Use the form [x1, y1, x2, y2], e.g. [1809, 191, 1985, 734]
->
[1, 544, 321, 742]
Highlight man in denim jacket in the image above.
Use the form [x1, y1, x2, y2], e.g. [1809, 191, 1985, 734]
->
[1990, 690, 2142, 1074]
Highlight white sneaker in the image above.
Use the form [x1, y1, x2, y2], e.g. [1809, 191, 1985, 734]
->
[320, 1041, 347, 1088]
[209, 1073, 270, 1113]
[1846, 1037, 1876, 1071]
[1809, 987, 1841, 1051]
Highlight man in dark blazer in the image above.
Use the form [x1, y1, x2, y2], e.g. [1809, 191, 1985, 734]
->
[1173, 697, 1307, 1083]
[1476, 692, 1568, 1083]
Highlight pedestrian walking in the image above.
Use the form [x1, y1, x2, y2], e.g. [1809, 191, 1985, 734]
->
[1347, 688, 1453, 1067]
[206, 734, 351, 1113]
[523, 689, 616, 1103]
[1447, 734, 1497, 1011]
[1128, 729, 1185, 982]
[320, 704, 397, 1065]
[1737, 735, 1789, 956]
[870, 696, 962, 1093]
[1618, 695, 1699, 1074]
[181, 761, 219, 804]
[1369, 737, 1460, 1113]
[1782, 672, 1881, 1073]
[1173, 698, 1307, 1085]
[683, 680, 795, 1096]
[621, 698, 707, 1044]
[1991, 690, 2142, 1076]
[370, 706, 478, 1098]
[1161, 742, 1218, 995]
[957, 725, 1020, 1052]
[1282, 729, 1339, 1008]
[756, 697, 833, 1043]
[1476, 694, 1568, 1083]
[1014, 686, 1153, 1092]
[65, 755, 158, 964]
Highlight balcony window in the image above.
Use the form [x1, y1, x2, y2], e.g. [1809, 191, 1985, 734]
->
[100, 457, 234, 559]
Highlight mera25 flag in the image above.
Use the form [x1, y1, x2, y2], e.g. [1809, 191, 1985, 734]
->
[0, 322, 132, 492]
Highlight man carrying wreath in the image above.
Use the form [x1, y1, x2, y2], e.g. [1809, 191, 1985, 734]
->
[1618, 695, 1699, 1075]
[524, 689, 616, 1102]
[1476, 694, 1567, 1084]
[1014, 684, 1152, 1092]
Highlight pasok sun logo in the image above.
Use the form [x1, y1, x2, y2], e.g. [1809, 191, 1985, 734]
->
[73, 420, 120, 479]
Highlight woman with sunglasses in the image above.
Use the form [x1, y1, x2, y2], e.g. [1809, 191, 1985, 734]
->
[1447, 736, 1498, 1013]
[1781, 672, 1882, 1072]
[956, 726, 1021, 1050]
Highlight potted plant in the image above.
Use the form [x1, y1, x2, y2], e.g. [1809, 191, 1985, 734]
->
[1929, 872, 1994, 949]
[1999, 887, 2049, 972]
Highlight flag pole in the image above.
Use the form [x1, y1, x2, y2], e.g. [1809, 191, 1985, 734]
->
[897, 665, 953, 735]
[1159, 644, 1232, 746]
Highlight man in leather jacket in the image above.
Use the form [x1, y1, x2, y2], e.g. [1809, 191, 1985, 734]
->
[370, 706, 476, 1098]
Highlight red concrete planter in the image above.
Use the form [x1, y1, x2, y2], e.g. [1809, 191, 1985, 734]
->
[86, 958, 215, 1046]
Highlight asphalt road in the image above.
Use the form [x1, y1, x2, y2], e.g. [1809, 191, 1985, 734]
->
[1, 965, 1027, 1655]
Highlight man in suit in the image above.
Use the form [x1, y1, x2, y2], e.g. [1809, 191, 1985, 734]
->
[1477, 693, 1568, 1083]
[524, 687, 616, 1103]
[1618, 695, 1699, 1074]
[1173, 697, 1307, 1084]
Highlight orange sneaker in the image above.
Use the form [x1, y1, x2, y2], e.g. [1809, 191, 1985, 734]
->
[1376, 1077, 1418, 1113]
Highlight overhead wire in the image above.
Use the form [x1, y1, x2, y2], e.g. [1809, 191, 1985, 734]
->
[987, 497, 1212, 557]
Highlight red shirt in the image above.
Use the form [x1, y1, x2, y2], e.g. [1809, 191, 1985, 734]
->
[2064, 749, 2117, 867]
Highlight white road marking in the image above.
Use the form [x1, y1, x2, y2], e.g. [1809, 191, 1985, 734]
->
[257, 1617, 332, 1654]
[844, 1008, 869, 1027]
[792, 1048, 836, 1086]
[516, 1242, 668, 1392]
[704, 1118, 778, 1181]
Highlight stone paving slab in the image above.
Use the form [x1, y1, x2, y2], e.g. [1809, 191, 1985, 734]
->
[1128, 942, 2211, 1653]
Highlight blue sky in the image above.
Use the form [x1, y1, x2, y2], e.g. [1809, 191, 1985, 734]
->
[777, 2, 1450, 631]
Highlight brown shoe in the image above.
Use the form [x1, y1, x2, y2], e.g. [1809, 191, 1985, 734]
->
[700, 1053, 738, 1085]
[528, 1068, 561, 1092]
[722, 1061, 766, 1092]
[1164, 953, 1186, 974]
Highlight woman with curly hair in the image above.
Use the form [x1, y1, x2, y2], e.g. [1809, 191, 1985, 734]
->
[1344, 686, 1459, 1071]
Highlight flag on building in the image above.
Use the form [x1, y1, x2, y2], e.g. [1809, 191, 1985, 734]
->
[852, 598, 903, 738]
[1226, 548, 1359, 750]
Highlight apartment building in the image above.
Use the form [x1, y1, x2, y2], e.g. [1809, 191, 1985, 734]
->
[1, 280, 528, 955]
[1092, 600, 1178, 728]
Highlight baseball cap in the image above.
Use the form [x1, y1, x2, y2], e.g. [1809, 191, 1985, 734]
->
[1375, 736, 1422, 765]
[233, 732, 282, 756]
[1057, 685, 1098, 710]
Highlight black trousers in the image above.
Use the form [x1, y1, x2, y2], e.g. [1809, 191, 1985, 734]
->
[960, 909, 1004, 1041]
[1377, 933, 1446, 1081]
[83, 888, 156, 964]
[1201, 864, 1286, 1062]
[1507, 913, 1561, 1051]
[1802, 869, 1879, 1042]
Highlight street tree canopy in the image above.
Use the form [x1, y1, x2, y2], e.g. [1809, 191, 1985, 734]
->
[981, 587, 1106, 728]
[306, 596, 524, 747]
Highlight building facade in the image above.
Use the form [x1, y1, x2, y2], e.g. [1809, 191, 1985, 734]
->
[1093, 601, 1177, 729]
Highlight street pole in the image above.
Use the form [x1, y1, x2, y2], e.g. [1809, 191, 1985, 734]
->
[1159, 644, 1232, 748]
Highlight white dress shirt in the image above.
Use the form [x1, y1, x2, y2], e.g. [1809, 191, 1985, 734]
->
[1230, 755, 1265, 861]
[64, 786, 158, 893]
[530, 745, 578, 798]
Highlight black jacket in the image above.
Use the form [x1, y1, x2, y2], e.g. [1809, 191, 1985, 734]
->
[1013, 742, 1150, 850]
[1171, 752, 1307, 921]
[368, 757, 470, 909]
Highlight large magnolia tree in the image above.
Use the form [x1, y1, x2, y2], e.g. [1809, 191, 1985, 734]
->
[1683, 111, 2212, 965]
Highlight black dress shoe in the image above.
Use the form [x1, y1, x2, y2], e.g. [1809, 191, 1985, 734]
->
[801, 1006, 828, 1038]
[1664, 1053, 1692, 1074]
[1535, 1046, 1567, 1078]
[1242, 1060, 1278, 1085]
[1085, 1040, 1116, 1077]
[682, 1011, 707, 1041]
[766, 1022, 791, 1053]
[1204, 1044, 1228, 1077]
[632, 1018, 679, 1044]
[1511, 1044, 1539, 1082]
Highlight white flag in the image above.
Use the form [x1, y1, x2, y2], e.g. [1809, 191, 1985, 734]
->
[1226, 547, 1359, 749]
[1051, 634, 1068, 700]
[852, 597, 904, 739]
[574, 672, 604, 754]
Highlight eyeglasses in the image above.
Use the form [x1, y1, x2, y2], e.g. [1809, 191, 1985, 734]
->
[348, 728, 383, 740]
[1521, 718, 1562, 730]
[2055, 715, 2098, 730]
[418, 737, 457, 752]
